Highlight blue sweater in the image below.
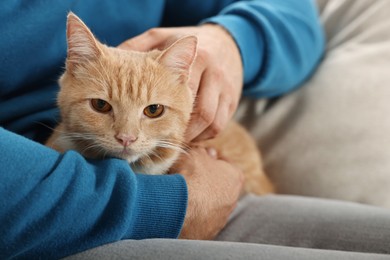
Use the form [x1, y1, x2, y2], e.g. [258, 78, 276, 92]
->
[0, 0, 324, 258]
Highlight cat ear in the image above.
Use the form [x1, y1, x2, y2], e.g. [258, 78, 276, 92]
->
[157, 36, 198, 82]
[66, 12, 102, 70]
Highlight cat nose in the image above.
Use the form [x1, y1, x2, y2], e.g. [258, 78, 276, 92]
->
[115, 133, 138, 147]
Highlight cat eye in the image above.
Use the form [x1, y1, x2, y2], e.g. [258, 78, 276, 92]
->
[143, 104, 165, 118]
[91, 99, 112, 113]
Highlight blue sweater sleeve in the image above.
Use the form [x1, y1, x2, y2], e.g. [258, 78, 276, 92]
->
[204, 0, 325, 97]
[0, 128, 187, 259]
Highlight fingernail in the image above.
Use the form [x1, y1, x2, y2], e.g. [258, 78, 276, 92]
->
[206, 147, 217, 158]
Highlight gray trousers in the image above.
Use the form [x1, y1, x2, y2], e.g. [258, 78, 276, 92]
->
[66, 0, 390, 258]
[66, 195, 390, 259]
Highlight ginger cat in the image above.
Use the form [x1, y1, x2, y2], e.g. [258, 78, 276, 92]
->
[46, 13, 273, 195]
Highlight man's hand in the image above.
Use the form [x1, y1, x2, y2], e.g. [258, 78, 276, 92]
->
[118, 25, 243, 142]
[169, 147, 244, 240]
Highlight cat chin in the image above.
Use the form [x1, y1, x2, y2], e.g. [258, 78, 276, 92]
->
[117, 153, 141, 163]
[129, 155, 179, 175]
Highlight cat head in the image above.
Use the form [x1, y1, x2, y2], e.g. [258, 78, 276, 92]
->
[57, 13, 197, 173]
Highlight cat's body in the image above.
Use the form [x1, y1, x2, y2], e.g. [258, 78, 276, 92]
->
[46, 13, 273, 195]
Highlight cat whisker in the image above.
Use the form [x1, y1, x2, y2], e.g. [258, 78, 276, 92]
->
[54, 132, 102, 152]
[100, 145, 111, 159]
[145, 150, 166, 166]
[58, 133, 96, 142]
[136, 152, 152, 168]
[156, 140, 189, 155]
[35, 121, 57, 132]
[81, 142, 103, 154]
[163, 139, 191, 150]
[138, 149, 163, 166]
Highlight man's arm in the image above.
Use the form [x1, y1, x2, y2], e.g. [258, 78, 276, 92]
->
[163, 0, 325, 97]
[204, 0, 325, 97]
[0, 128, 188, 259]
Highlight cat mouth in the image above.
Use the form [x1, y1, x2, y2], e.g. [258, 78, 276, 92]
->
[115, 148, 141, 163]
[118, 148, 133, 157]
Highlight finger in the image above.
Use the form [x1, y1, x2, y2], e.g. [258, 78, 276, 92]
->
[117, 28, 169, 51]
[192, 95, 230, 142]
[206, 147, 218, 159]
[185, 70, 219, 141]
